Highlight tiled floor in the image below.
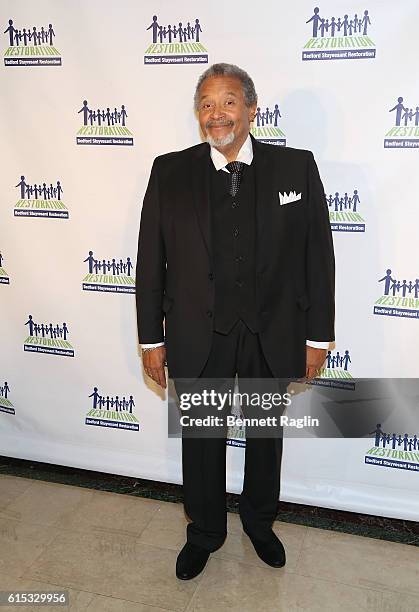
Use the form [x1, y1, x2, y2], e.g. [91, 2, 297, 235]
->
[0, 474, 418, 611]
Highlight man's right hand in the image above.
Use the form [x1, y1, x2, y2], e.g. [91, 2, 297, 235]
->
[142, 346, 167, 389]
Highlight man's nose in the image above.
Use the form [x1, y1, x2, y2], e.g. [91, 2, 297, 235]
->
[209, 105, 225, 120]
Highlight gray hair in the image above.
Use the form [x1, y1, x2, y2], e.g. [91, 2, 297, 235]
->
[194, 63, 257, 111]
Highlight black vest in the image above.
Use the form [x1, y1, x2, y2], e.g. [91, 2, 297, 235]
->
[209, 160, 260, 334]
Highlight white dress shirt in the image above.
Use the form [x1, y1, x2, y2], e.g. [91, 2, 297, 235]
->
[142, 135, 331, 350]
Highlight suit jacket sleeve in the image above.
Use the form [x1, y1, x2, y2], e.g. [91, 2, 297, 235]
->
[136, 158, 166, 344]
[306, 151, 335, 342]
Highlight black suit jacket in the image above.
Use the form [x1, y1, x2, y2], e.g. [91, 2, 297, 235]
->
[136, 134, 335, 379]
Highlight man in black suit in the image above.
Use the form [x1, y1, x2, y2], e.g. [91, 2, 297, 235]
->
[136, 63, 335, 580]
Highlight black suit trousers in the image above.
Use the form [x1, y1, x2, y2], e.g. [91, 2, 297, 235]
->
[174, 319, 285, 552]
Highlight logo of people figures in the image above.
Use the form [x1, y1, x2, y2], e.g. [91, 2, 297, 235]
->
[0, 381, 14, 415]
[325, 188, 365, 232]
[303, 7, 375, 61]
[144, 14, 208, 65]
[384, 97, 419, 148]
[374, 269, 419, 319]
[82, 251, 135, 294]
[309, 348, 355, 390]
[76, 100, 134, 146]
[86, 386, 140, 431]
[250, 103, 286, 146]
[365, 423, 419, 472]
[4, 19, 61, 66]
[14, 175, 68, 219]
[23, 314, 74, 357]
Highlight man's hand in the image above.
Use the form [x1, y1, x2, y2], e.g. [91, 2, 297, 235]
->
[142, 346, 167, 389]
[305, 346, 327, 380]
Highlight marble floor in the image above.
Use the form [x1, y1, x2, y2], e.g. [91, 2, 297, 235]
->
[0, 474, 418, 612]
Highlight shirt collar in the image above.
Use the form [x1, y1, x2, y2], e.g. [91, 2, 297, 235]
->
[209, 133, 253, 172]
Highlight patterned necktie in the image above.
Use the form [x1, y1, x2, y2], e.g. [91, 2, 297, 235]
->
[225, 161, 245, 197]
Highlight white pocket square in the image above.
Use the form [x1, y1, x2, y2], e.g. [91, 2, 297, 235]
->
[279, 191, 302, 205]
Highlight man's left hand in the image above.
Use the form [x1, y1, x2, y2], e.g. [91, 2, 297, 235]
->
[305, 346, 327, 380]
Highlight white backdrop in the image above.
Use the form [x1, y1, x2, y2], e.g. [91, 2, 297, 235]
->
[1, 0, 418, 521]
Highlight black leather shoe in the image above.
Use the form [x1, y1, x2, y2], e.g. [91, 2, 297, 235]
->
[244, 528, 286, 567]
[176, 542, 210, 580]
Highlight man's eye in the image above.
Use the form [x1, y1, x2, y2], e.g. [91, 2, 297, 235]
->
[226, 100, 235, 105]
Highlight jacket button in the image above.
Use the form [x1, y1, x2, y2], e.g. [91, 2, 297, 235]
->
[208, 272, 214, 281]
[206, 310, 213, 318]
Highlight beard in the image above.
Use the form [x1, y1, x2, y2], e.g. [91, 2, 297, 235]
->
[205, 121, 235, 148]
[206, 131, 235, 148]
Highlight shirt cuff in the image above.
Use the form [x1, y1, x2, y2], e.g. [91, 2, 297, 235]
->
[141, 342, 165, 349]
[306, 340, 332, 349]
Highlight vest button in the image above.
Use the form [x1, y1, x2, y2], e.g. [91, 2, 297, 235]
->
[235, 255, 244, 263]
[208, 272, 214, 281]
[231, 201, 238, 209]
[233, 227, 239, 237]
[235, 279, 243, 287]
[206, 310, 213, 318]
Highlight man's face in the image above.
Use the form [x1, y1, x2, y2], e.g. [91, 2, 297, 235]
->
[197, 75, 256, 149]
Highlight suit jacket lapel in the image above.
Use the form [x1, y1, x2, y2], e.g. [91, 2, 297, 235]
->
[191, 142, 212, 263]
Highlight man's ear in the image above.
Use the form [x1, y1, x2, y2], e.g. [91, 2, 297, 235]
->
[249, 104, 257, 123]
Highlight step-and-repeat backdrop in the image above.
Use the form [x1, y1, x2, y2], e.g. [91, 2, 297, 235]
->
[1, 1, 418, 520]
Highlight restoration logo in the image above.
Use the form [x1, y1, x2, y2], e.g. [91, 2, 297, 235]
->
[325, 188, 365, 232]
[373, 269, 419, 319]
[365, 424, 419, 472]
[82, 250, 135, 294]
[86, 386, 139, 431]
[0, 381, 14, 415]
[144, 14, 208, 65]
[14, 175, 68, 219]
[384, 97, 419, 149]
[302, 7, 375, 61]
[23, 314, 74, 357]
[0, 251, 10, 285]
[4, 19, 61, 66]
[250, 103, 286, 146]
[310, 348, 355, 390]
[76, 100, 133, 146]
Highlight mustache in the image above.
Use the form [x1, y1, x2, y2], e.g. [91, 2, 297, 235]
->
[206, 120, 234, 129]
